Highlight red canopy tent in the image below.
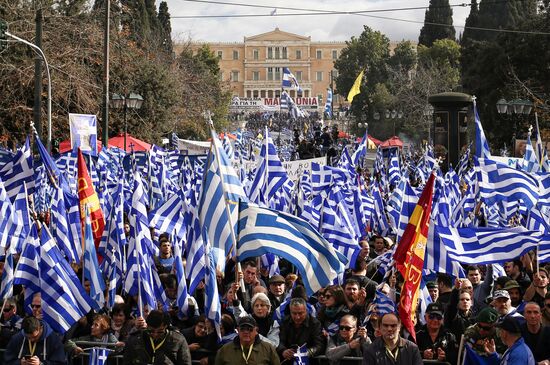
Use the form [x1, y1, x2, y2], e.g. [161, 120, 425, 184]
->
[338, 131, 351, 139]
[107, 133, 151, 152]
[58, 133, 151, 154]
[379, 136, 404, 149]
[355, 135, 381, 146]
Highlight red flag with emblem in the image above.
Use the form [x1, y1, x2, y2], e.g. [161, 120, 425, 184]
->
[395, 172, 435, 341]
[77, 148, 104, 250]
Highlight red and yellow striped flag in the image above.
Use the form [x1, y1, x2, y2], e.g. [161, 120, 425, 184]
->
[395, 172, 435, 341]
[77, 148, 104, 249]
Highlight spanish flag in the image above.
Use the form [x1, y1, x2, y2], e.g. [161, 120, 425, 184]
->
[77, 148, 104, 250]
[395, 172, 435, 340]
[346, 70, 364, 103]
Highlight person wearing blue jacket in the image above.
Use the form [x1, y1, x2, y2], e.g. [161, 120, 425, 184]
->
[3, 316, 67, 365]
[484, 316, 535, 365]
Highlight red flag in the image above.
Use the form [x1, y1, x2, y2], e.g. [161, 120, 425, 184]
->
[395, 173, 435, 341]
[77, 148, 104, 249]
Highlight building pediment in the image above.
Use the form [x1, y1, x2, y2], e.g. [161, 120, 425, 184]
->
[245, 27, 310, 42]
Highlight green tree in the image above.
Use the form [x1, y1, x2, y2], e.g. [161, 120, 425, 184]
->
[388, 40, 417, 74]
[333, 26, 391, 136]
[157, 1, 173, 58]
[418, 0, 456, 47]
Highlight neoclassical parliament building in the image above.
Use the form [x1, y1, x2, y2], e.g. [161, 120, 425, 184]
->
[184, 28, 403, 110]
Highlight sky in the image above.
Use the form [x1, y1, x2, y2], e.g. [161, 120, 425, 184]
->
[163, 0, 472, 44]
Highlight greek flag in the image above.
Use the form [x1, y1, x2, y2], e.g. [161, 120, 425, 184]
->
[324, 89, 332, 118]
[0, 137, 35, 200]
[50, 186, 80, 264]
[83, 206, 106, 307]
[148, 190, 187, 244]
[204, 237, 221, 339]
[521, 130, 539, 173]
[425, 223, 466, 278]
[435, 225, 550, 264]
[0, 250, 14, 300]
[388, 149, 400, 187]
[173, 240, 190, 318]
[0, 176, 18, 252]
[293, 345, 309, 365]
[457, 142, 472, 177]
[89, 347, 111, 365]
[40, 226, 97, 333]
[352, 129, 369, 166]
[249, 131, 294, 206]
[475, 157, 540, 209]
[474, 100, 491, 158]
[237, 201, 347, 295]
[13, 223, 40, 293]
[373, 289, 397, 315]
[282, 67, 302, 92]
[185, 214, 206, 295]
[198, 130, 247, 269]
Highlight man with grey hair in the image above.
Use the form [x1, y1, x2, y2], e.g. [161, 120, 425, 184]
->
[277, 298, 325, 362]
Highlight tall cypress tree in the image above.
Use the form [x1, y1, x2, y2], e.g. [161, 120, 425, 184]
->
[418, 0, 456, 47]
[475, 0, 537, 41]
[158, 2, 173, 58]
[461, 0, 480, 44]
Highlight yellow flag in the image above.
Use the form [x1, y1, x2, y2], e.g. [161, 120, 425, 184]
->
[347, 70, 364, 103]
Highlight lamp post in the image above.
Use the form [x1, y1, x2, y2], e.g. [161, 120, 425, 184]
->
[110, 93, 143, 151]
[496, 98, 532, 156]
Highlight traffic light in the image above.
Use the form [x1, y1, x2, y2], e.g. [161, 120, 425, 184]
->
[0, 20, 7, 51]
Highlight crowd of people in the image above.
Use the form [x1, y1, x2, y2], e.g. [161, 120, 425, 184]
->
[1, 232, 550, 365]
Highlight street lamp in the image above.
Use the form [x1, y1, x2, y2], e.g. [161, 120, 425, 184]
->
[110, 92, 144, 151]
[496, 98, 533, 156]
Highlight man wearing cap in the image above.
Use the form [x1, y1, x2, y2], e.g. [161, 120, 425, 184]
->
[504, 280, 525, 311]
[464, 307, 507, 355]
[415, 303, 458, 364]
[492, 290, 525, 322]
[215, 316, 280, 365]
[484, 316, 535, 365]
[268, 275, 286, 309]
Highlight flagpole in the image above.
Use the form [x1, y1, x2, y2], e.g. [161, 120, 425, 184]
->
[264, 126, 269, 205]
[207, 114, 246, 294]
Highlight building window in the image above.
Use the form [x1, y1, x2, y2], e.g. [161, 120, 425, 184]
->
[268, 47, 273, 59]
[275, 67, 281, 80]
[275, 47, 280, 59]
[316, 49, 322, 59]
[296, 50, 302, 59]
[252, 71, 260, 81]
[253, 49, 259, 60]
[231, 71, 239, 82]
[217, 50, 223, 59]
[316, 71, 323, 81]
[296, 71, 303, 81]
[267, 67, 274, 81]
[332, 50, 338, 60]
[282, 47, 287, 59]
[233, 50, 239, 60]
[253, 90, 259, 98]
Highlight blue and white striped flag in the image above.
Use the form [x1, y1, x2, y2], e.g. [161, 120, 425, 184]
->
[474, 100, 491, 158]
[237, 201, 347, 295]
[0, 137, 35, 200]
[425, 223, 466, 278]
[324, 89, 333, 118]
[0, 250, 14, 300]
[173, 239, 190, 319]
[89, 347, 111, 365]
[13, 223, 40, 294]
[435, 225, 549, 264]
[198, 130, 247, 270]
[521, 130, 540, 173]
[282, 67, 302, 92]
[83, 206, 106, 308]
[204, 236, 221, 339]
[185, 214, 206, 295]
[352, 130, 369, 166]
[373, 289, 397, 315]
[475, 157, 540, 209]
[40, 226, 97, 333]
[50, 186, 80, 264]
[293, 345, 309, 365]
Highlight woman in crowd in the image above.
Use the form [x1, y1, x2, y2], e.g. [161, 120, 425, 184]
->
[65, 314, 122, 358]
[317, 285, 349, 336]
[110, 304, 134, 344]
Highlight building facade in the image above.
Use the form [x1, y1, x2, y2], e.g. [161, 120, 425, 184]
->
[188, 28, 347, 110]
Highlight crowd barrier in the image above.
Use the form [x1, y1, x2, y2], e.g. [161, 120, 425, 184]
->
[0, 348, 452, 365]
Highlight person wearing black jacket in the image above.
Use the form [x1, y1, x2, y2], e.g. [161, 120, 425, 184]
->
[277, 298, 325, 362]
[124, 310, 192, 365]
[415, 303, 458, 364]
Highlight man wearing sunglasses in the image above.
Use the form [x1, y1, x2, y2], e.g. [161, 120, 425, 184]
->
[0, 297, 22, 348]
[416, 302, 458, 364]
[215, 315, 280, 365]
[463, 306, 507, 356]
[326, 314, 371, 365]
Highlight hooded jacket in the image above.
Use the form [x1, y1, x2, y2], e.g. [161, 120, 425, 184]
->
[3, 320, 67, 365]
